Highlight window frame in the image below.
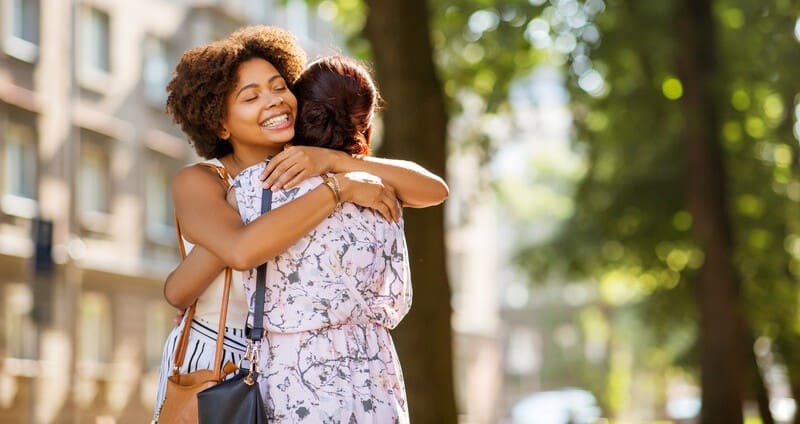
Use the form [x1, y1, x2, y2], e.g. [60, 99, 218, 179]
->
[76, 4, 113, 92]
[1, 108, 39, 219]
[142, 35, 171, 107]
[76, 291, 112, 365]
[78, 131, 113, 234]
[3, 283, 39, 360]
[143, 152, 177, 245]
[2, 0, 41, 62]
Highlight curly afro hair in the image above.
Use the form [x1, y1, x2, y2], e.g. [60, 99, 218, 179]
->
[166, 25, 307, 159]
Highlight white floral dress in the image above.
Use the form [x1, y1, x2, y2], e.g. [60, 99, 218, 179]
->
[233, 161, 412, 423]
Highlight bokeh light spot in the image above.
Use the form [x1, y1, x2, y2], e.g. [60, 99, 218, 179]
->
[661, 77, 683, 100]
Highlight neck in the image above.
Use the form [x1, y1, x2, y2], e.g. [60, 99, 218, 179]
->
[220, 144, 283, 177]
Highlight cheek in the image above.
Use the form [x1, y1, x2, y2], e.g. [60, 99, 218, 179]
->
[228, 104, 259, 123]
[285, 93, 298, 110]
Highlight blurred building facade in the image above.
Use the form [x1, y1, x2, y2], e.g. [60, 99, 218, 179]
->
[446, 67, 587, 423]
[0, 0, 335, 422]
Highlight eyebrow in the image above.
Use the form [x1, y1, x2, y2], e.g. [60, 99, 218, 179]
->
[235, 74, 285, 98]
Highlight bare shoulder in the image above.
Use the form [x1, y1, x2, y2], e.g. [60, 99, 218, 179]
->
[173, 163, 225, 190]
[172, 163, 227, 203]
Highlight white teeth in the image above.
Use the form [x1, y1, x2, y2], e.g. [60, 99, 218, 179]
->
[262, 114, 288, 128]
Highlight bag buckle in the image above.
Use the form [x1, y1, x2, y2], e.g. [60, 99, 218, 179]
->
[240, 341, 260, 386]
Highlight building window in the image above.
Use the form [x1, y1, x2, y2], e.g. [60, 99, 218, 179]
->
[78, 292, 111, 364]
[79, 135, 112, 233]
[143, 37, 170, 106]
[3, 0, 40, 62]
[3, 116, 37, 199]
[77, 5, 111, 89]
[79, 140, 110, 213]
[145, 156, 175, 244]
[2, 112, 38, 218]
[4, 283, 38, 359]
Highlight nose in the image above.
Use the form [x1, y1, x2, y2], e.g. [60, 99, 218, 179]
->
[266, 95, 285, 108]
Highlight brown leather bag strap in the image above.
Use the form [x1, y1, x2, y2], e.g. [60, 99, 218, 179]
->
[171, 162, 233, 381]
[212, 268, 233, 381]
[171, 216, 196, 375]
[197, 162, 231, 189]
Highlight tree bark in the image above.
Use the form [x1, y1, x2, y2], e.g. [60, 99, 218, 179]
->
[676, 0, 744, 422]
[363, 0, 458, 423]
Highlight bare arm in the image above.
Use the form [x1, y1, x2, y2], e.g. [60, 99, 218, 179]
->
[163, 186, 240, 309]
[166, 165, 399, 307]
[173, 164, 338, 271]
[164, 246, 225, 309]
[261, 147, 449, 208]
[331, 154, 448, 208]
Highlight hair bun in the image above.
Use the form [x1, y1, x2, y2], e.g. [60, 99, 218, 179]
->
[292, 55, 377, 156]
[296, 100, 359, 152]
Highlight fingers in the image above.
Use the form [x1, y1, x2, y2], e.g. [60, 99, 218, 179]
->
[270, 163, 302, 191]
[282, 169, 314, 190]
[372, 187, 399, 222]
[382, 185, 400, 222]
[373, 201, 393, 222]
[261, 148, 292, 181]
[173, 310, 184, 326]
[262, 154, 300, 189]
[262, 147, 327, 189]
[390, 198, 401, 222]
[384, 193, 400, 222]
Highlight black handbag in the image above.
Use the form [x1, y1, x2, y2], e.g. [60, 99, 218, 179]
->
[197, 368, 267, 423]
[197, 188, 273, 424]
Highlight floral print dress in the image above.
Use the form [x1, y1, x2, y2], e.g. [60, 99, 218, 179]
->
[233, 161, 412, 423]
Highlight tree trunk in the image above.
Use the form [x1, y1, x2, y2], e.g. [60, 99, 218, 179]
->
[676, 0, 744, 422]
[363, 1, 458, 423]
[794, 383, 800, 424]
[779, 349, 800, 424]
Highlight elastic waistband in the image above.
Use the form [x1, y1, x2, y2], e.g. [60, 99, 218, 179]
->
[263, 320, 388, 335]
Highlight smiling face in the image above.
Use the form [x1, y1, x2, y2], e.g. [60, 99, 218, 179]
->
[221, 58, 298, 159]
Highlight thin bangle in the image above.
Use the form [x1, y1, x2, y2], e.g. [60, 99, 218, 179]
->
[329, 174, 341, 196]
[322, 176, 341, 208]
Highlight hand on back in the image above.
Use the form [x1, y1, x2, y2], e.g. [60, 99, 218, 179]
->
[261, 145, 348, 190]
[337, 171, 400, 223]
[259, 146, 399, 222]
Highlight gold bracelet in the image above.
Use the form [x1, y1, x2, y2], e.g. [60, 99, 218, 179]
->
[322, 177, 341, 207]
[329, 174, 341, 196]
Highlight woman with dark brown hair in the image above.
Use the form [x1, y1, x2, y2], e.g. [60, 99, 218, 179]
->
[250, 56, 412, 420]
[154, 26, 445, 422]
[168, 55, 417, 421]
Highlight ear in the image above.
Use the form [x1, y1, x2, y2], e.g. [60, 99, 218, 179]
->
[218, 127, 230, 140]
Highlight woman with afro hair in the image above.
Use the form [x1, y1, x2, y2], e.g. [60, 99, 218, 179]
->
[169, 54, 418, 422]
[154, 26, 446, 422]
